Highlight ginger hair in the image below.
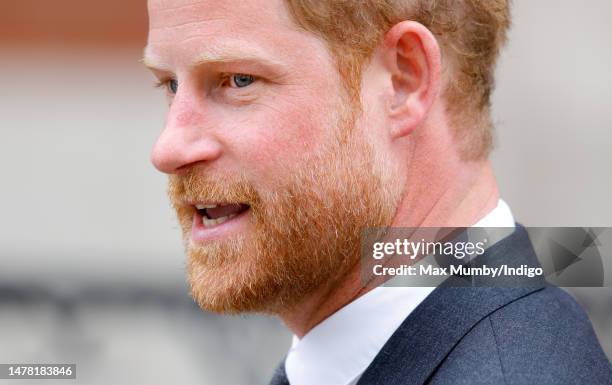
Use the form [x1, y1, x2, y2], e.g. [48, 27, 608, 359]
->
[284, 0, 511, 159]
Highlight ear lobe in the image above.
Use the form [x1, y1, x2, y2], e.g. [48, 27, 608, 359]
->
[384, 21, 442, 139]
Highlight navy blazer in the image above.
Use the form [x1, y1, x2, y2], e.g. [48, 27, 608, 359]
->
[270, 226, 612, 385]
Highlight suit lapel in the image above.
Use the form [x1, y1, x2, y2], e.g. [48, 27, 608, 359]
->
[357, 225, 546, 385]
[268, 361, 290, 385]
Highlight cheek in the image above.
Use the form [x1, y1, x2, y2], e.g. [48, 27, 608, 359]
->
[224, 96, 337, 181]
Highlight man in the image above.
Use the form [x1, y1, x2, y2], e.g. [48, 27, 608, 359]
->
[144, 0, 612, 384]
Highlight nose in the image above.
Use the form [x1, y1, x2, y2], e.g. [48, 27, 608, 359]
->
[151, 100, 223, 174]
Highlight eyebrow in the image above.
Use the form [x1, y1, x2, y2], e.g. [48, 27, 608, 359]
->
[142, 46, 288, 75]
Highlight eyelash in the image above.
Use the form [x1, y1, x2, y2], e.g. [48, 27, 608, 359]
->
[154, 79, 174, 93]
[154, 74, 258, 94]
[221, 73, 257, 89]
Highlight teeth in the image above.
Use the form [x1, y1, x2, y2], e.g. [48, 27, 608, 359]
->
[195, 204, 218, 210]
[201, 213, 237, 228]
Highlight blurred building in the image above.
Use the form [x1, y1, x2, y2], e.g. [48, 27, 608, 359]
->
[0, 1, 610, 384]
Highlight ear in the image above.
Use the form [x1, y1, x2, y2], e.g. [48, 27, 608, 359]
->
[382, 21, 441, 139]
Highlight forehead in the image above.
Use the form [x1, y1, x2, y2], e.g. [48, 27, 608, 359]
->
[146, 0, 314, 67]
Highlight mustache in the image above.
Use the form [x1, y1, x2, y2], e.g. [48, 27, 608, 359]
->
[168, 171, 260, 207]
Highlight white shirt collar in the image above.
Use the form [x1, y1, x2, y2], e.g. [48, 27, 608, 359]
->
[473, 198, 514, 228]
[285, 199, 514, 385]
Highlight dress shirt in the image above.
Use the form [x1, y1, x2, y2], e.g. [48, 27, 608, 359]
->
[285, 199, 515, 385]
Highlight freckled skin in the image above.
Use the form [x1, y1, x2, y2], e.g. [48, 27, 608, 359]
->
[146, 0, 346, 184]
[145, 0, 501, 335]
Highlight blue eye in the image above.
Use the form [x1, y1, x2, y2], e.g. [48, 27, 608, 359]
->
[169, 79, 178, 94]
[231, 74, 255, 88]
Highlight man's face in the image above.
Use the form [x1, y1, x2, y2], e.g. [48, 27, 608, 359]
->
[146, 0, 403, 313]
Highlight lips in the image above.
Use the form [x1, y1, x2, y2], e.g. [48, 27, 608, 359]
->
[195, 203, 250, 227]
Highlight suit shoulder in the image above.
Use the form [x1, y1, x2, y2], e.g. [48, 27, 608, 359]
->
[486, 287, 612, 384]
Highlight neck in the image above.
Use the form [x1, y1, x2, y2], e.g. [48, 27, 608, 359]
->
[279, 158, 499, 337]
[408, 160, 500, 228]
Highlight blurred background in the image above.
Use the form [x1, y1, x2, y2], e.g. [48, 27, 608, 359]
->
[0, 0, 610, 384]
